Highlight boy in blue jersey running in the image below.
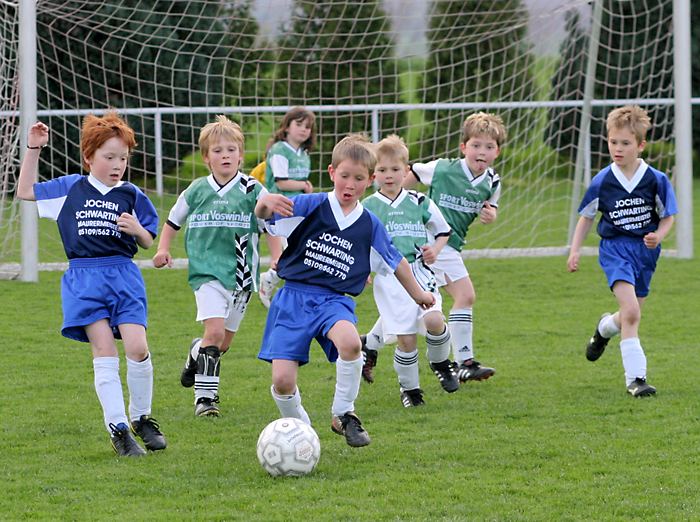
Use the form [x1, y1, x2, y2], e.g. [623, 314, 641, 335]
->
[153, 115, 277, 417]
[255, 135, 435, 447]
[567, 105, 678, 397]
[17, 114, 166, 457]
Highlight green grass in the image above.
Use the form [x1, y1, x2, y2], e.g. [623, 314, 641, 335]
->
[3, 251, 700, 520]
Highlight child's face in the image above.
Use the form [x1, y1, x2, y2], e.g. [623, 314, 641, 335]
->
[374, 156, 409, 196]
[84, 136, 130, 187]
[460, 134, 500, 176]
[607, 127, 645, 171]
[328, 159, 373, 209]
[286, 118, 312, 148]
[203, 138, 242, 180]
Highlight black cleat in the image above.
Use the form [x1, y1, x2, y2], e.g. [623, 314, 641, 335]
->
[586, 314, 611, 362]
[361, 336, 378, 384]
[454, 360, 495, 383]
[400, 387, 425, 407]
[430, 359, 460, 393]
[110, 422, 147, 457]
[331, 412, 371, 447]
[627, 378, 656, 397]
[131, 415, 167, 451]
[195, 396, 220, 417]
[181, 338, 201, 387]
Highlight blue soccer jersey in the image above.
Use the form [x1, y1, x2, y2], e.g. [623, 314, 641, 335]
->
[267, 191, 404, 296]
[34, 174, 159, 259]
[578, 160, 678, 239]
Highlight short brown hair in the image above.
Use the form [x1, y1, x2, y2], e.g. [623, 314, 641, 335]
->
[199, 115, 245, 157]
[462, 112, 507, 146]
[606, 105, 651, 143]
[331, 134, 376, 172]
[81, 112, 136, 170]
[375, 134, 409, 165]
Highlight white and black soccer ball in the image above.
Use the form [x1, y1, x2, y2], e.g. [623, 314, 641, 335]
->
[256, 417, 321, 477]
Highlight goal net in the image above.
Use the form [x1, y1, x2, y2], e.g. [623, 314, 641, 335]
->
[0, 0, 685, 275]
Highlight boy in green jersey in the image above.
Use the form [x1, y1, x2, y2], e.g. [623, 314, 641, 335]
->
[362, 135, 459, 406]
[153, 115, 281, 417]
[362, 112, 505, 384]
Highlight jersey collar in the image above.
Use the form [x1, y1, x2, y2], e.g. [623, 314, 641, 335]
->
[610, 159, 648, 193]
[459, 158, 492, 184]
[328, 191, 364, 230]
[376, 187, 407, 207]
[207, 171, 241, 195]
[282, 141, 304, 155]
[87, 173, 123, 195]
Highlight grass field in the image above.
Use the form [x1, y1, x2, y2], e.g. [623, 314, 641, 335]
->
[2, 246, 700, 519]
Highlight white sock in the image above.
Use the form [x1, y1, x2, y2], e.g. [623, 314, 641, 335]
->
[393, 348, 420, 390]
[620, 337, 647, 386]
[426, 325, 451, 363]
[194, 346, 220, 402]
[365, 318, 384, 351]
[331, 356, 362, 417]
[93, 357, 128, 432]
[127, 354, 153, 421]
[271, 385, 311, 425]
[449, 308, 473, 364]
[599, 314, 621, 339]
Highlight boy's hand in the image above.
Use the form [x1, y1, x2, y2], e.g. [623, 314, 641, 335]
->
[566, 251, 580, 272]
[643, 232, 661, 249]
[153, 250, 173, 268]
[27, 122, 49, 148]
[420, 244, 438, 265]
[264, 194, 294, 217]
[117, 212, 144, 236]
[479, 201, 497, 224]
[415, 291, 436, 310]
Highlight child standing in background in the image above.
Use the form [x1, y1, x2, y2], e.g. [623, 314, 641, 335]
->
[16, 114, 166, 457]
[259, 107, 317, 308]
[567, 105, 677, 397]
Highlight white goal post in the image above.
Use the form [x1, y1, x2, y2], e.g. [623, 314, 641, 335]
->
[0, 0, 693, 282]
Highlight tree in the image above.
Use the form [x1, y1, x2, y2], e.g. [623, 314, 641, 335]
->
[36, 1, 239, 184]
[271, 0, 405, 180]
[419, 0, 535, 159]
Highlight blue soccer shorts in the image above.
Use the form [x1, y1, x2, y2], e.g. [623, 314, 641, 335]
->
[61, 256, 148, 342]
[598, 237, 661, 298]
[258, 281, 357, 365]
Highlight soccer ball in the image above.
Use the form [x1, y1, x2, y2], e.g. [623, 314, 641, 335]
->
[256, 417, 321, 477]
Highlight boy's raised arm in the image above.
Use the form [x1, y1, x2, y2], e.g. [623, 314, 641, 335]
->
[16, 122, 50, 201]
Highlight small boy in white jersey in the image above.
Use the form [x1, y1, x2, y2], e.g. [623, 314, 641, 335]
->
[153, 115, 279, 417]
[362, 112, 505, 384]
[255, 135, 435, 447]
[567, 105, 677, 397]
[362, 135, 458, 406]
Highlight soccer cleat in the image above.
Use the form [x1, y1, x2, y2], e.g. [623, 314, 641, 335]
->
[195, 396, 220, 417]
[400, 387, 425, 407]
[360, 335, 378, 384]
[429, 359, 459, 393]
[454, 360, 495, 383]
[331, 412, 371, 447]
[130, 415, 167, 451]
[627, 377, 657, 397]
[180, 338, 201, 388]
[258, 269, 279, 309]
[586, 313, 611, 362]
[109, 422, 147, 457]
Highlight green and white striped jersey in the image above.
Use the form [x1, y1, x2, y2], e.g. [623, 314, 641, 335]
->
[412, 158, 501, 251]
[362, 189, 450, 262]
[265, 140, 312, 197]
[166, 173, 267, 292]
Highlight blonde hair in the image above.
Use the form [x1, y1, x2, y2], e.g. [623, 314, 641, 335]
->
[375, 134, 409, 165]
[198, 115, 245, 157]
[606, 105, 651, 143]
[331, 134, 376, 172]
[81, 112, 136, 170]
[461, 112, 507, 146]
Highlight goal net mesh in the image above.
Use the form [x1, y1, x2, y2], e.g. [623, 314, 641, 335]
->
[0, 0, 678, 269]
